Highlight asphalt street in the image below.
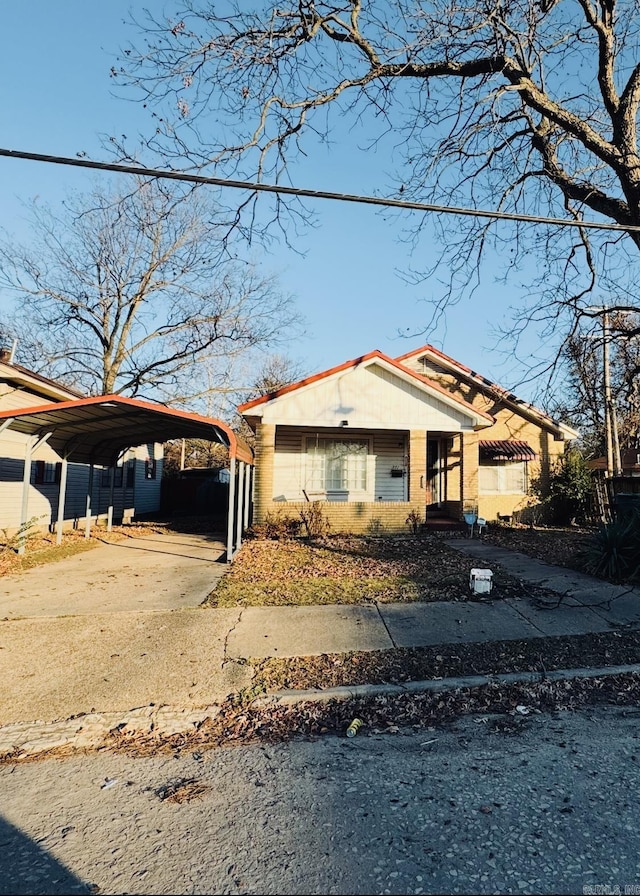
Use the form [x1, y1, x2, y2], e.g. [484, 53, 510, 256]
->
[2, 704, 639, 895]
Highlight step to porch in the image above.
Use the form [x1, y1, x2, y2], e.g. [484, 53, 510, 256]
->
[423, 516, 466, 533]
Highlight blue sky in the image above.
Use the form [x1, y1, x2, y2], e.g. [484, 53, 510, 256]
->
[0, 1, 541, 401]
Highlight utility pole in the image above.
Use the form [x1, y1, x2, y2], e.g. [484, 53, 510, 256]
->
[587, 304, 622, 478]
[602, 307, 623, 477]
[602, 307, 615, 478]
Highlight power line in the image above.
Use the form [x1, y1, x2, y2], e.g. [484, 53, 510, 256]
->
[1, 146, 639, 234]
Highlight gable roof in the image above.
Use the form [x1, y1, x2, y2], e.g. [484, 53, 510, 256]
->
[238, 349, 495, 426]
[396, 344, 579, 440]
[0, 358, 85, 402]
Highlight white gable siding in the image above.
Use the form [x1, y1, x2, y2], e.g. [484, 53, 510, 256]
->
[260, 362, 475, 431]
[0, 386, 59, 411]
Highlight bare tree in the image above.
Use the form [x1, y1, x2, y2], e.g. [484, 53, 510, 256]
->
[163, 351, 305, 470]
[551, 313, 640, 455]
[113, 0, 640, 383]
[0, 177, 298, 405]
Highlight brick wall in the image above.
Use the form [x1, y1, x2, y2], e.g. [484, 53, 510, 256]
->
[408, 430, 427, 505]
[253, 422, 275, 523]
[260, 500, 425, 534]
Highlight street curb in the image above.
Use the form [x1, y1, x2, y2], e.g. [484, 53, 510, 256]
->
[252, 662, 640, 706]
[0, 704, 223, 761]
[3, 662, 640, 760]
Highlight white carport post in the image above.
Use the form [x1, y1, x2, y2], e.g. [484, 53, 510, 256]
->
[18, 434, 35, 556]
[226, 455, 237, 562]
[107, 465, 115, 532]
[55, 453, 69, 545]
[235, 461, 246, 552]
[18, 431, 52, 555]
[84, 463, 94, 539]
[243, 464, 252, 529]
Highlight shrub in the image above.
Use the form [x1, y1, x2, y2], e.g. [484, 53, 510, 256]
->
[366, 517, 385, 536]
[580, 511, 640, 583]
[405, 509, 423, 534]
[531, 448, 594, 525]
[0, 516, 45, 554]
[250, 511, 302, 540]
[299, 501, 331, 540]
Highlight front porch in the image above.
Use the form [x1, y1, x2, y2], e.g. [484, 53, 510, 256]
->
[253, 423, 480, 534]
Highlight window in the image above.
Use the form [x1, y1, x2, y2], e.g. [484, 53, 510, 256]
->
[125, 459, 135, 489]
[33, 461, 61, 484]
[306, 438, 368, 492]
[479, 461, 528, 495]
[100, 464, 124, 487]
[145, 458, 157, 480]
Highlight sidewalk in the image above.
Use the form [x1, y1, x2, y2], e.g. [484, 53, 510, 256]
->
[224, 538, 640, 657]
[1, 535, 640, 757]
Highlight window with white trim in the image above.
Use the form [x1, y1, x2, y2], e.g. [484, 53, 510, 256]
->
[306, 438, 369, 492]
[479, 460, 528, 495]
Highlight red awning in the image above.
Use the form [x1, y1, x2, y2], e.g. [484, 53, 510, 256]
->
[479, 440, 537, 462]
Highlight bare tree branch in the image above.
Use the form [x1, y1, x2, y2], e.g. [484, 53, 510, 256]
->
[0, 178, 300, 407]
[111, 0, 640, 390]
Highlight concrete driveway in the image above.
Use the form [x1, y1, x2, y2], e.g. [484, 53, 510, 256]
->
[0, 532, 228, 618]
[0, 532, 253, 732]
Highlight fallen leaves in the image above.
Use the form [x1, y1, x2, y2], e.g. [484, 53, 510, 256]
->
[96, 671, 640, 759]
[249, 630, 640, 693]
[206, 532, 556, 607]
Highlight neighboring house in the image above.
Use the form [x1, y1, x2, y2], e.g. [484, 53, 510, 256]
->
[239, 345, 578, 533]
[587, 449, 640, 478]
[0, 349, 163, 533]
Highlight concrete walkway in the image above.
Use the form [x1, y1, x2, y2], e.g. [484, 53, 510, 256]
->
[2, 533, 640, 757]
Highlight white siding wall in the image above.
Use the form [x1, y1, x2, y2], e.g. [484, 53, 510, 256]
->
[272, 427, 407, 503]
[132, 444, 163, 515]
[273, 428, 303, 501]
[373, 431, 408, 501]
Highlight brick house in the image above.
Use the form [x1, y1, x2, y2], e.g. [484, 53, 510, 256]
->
[239, 345, 578, 533]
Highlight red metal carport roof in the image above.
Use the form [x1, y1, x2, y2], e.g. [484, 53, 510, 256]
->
[0, 394, 253, 465]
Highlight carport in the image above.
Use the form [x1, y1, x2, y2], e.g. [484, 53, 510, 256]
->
[0, 395, 254, 560]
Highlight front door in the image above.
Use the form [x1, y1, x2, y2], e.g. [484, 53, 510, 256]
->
[426, 438, 441, 509]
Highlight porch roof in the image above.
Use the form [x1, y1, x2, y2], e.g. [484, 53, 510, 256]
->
[479, 440, 537, 462]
